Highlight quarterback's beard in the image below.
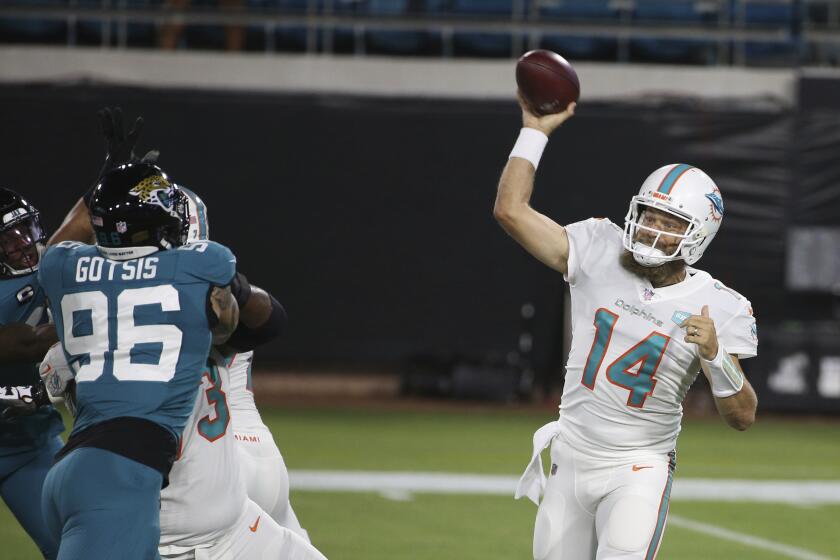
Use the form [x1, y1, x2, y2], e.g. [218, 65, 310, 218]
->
[619, 250, 686, 287]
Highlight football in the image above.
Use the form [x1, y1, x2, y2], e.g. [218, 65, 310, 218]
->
[515, 49, 580, 115]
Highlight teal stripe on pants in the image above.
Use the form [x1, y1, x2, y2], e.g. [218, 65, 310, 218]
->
[645, 467, 674, 559]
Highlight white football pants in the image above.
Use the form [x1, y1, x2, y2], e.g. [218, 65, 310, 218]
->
[161, 499, 325, 560]
[533, 434, 675, 560]
[235, 426, 309, 541]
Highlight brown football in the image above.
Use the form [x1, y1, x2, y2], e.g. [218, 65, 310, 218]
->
[515, 50, 580, 115]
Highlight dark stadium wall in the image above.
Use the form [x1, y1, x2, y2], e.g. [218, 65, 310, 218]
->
[0, 84, 817, 372]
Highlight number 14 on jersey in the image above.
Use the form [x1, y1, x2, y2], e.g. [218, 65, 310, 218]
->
[581, 308, 670, 408]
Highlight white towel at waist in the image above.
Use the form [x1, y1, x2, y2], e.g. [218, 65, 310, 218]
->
[514, 420, 562, 506]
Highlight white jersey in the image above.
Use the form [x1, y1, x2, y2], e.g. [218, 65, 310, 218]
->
[559, 218, 758, 459]
[160, 350, 248, 551]
[226, 351, 267, 433]
[227, 350, 309, 540]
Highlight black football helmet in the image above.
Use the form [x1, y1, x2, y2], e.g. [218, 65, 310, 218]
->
[88, 163, 189, 260]
[0, 188, 46, 277]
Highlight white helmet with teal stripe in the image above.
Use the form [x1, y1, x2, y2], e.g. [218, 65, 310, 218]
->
[622, 163, 724, 267]
[179, 186, 210, 242]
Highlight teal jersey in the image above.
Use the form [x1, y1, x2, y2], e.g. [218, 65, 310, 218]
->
[38, 241, 236, 440]
[0, 272, 64, 455]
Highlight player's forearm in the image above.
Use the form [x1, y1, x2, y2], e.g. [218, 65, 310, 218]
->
[494, 159, 569, 273]
[712, 378, 757, 431]
[493, 157, 537, 225]
[212, 315, 238, 345]
[494, 159, 549, 248]
[210, 287, 240, 345]
[0, 323, 58, 363]
[48, 197, 95, 245]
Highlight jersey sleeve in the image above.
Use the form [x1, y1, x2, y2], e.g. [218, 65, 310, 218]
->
[37, 242, 76, 297]
[717, 301, 758, 360]
[179, 241, 237, 287]
[563, 218, 620, 286]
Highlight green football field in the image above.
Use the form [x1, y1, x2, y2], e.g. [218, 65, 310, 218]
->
[2, 407, 839, 559]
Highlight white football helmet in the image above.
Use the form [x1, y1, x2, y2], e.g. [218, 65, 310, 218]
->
[179, 186, 210, 242]
[623, 163, 724, 267]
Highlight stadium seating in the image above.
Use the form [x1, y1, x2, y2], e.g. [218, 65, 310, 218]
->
[631, 0, 722, 64]
[538, 0, 621, 62]
[0, 0, 68, 45]
[736, 0, 800, 65]
[72, 0, 161, 48]
[439, 1, 521, 58]
[0, 0, 834, 66]
[740, 0, 797, 25]
[361, 0, 441, 57]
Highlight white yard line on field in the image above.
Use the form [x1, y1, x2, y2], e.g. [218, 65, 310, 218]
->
[668, 515, 835, 560]
[289, 470, 839, 559]
[289, 470, 840, 505]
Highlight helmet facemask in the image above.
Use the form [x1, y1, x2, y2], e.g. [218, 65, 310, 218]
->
[0, 212, 46, 277]
[622, 197, 704, 267]
[172, 189, 192, 246]
[178, 187, 210, 244]
[624, 163, 724, 269]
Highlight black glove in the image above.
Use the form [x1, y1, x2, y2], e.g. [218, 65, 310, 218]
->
[97, 107, 160, 179]
[0, 382, 50, 420]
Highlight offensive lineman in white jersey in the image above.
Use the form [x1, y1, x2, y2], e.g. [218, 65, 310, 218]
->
[157, 347, 323, 560]
[494, 97, 758, 560]
[155, 189, 323, 559]
[227, 352, 309, 539]
[184, 190, 309, 540]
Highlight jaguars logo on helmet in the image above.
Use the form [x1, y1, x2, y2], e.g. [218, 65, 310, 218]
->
[88, 163, 188, 260]
[129, 175, 176, 211]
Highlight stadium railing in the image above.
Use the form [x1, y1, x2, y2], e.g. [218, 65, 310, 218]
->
[0, 0, 838, 66]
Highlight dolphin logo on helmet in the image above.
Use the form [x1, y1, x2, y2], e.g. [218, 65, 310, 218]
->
[705, 190, 724, 222]
[622, 163, 723, 267]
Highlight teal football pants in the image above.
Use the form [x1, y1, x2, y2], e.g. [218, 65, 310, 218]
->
[1, 435, 63, 559]
[41, 447, 163, 560]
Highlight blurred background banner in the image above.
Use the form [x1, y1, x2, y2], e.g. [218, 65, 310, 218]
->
[752, 321, 840, 412]
[0, 0, 838, 412]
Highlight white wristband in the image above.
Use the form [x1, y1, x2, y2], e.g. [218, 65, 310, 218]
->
[702, 343, 744, 398]
[509, 128, 549, 170]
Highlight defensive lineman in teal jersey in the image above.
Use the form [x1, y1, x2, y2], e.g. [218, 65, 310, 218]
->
[0, 188, 63, 559]
[37, 163, 239, 560]
[40, 240, 235, 436]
